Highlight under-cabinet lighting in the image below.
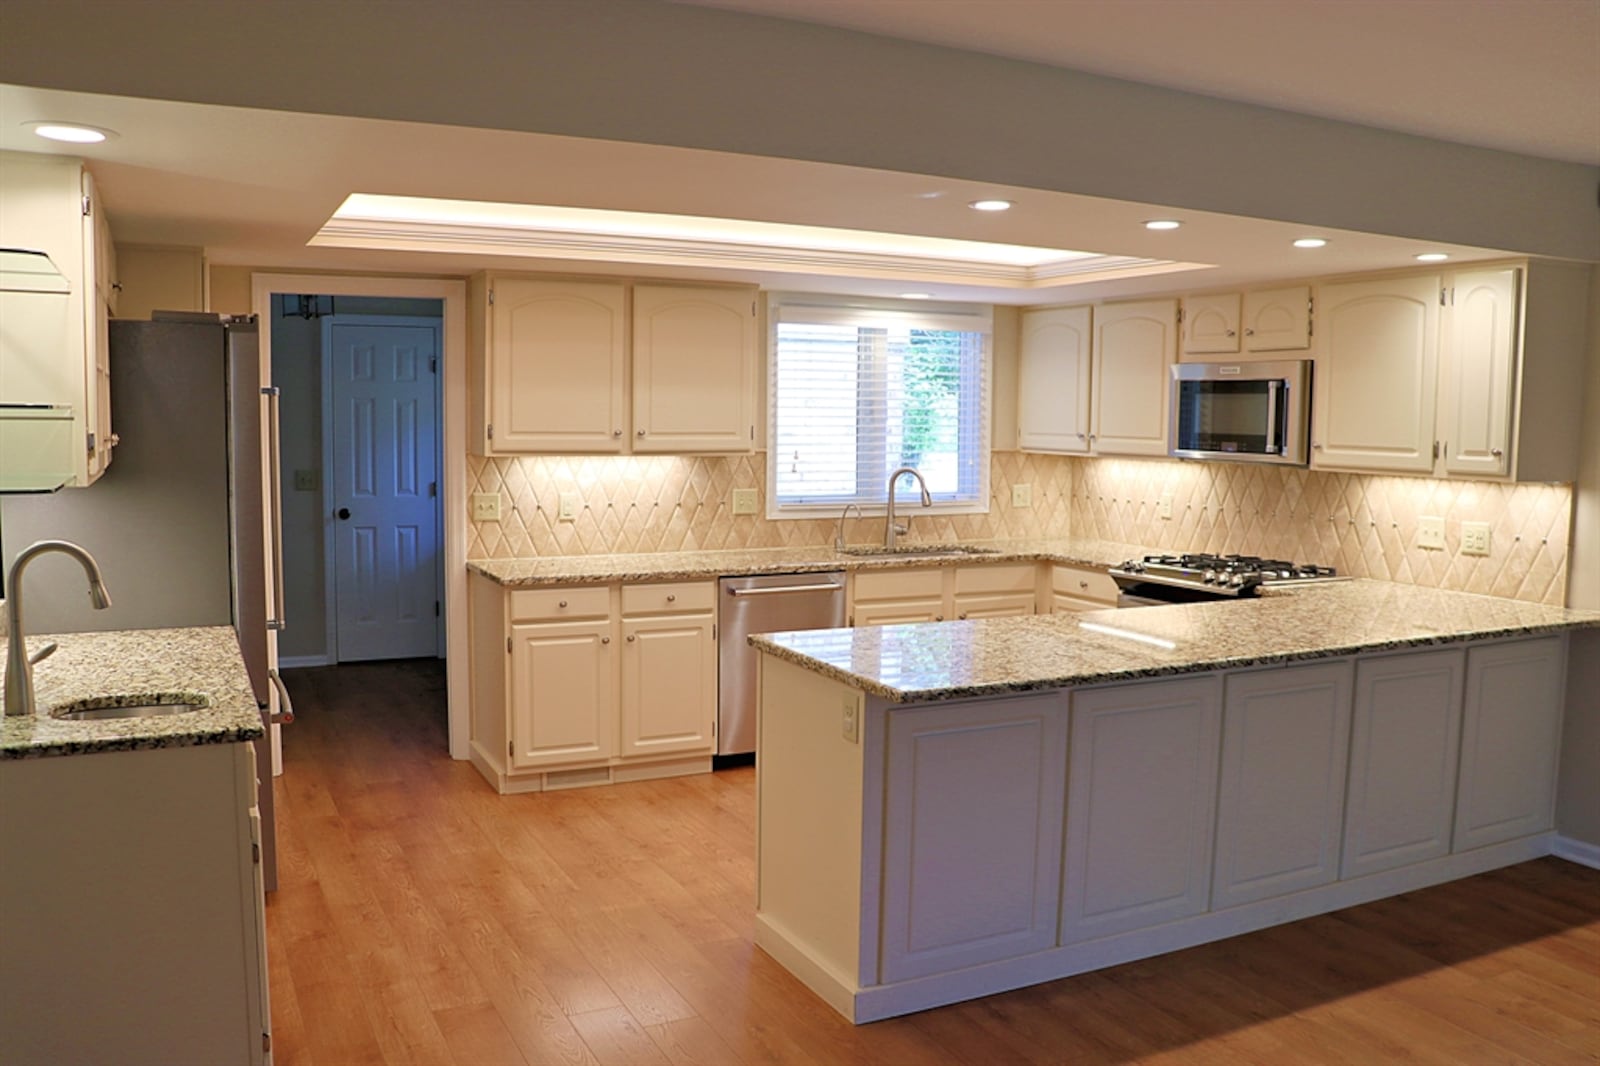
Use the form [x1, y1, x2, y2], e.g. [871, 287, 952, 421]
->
[1077, 620, 1178, 650]
[27, 122, 115, 144]
[1144, 219, 1182, 231]
[1293, 238, 1329, 249]
[968, 199, 1013, 212]
[899, 292, 932, 299]
[1415, 252, 1450, 262]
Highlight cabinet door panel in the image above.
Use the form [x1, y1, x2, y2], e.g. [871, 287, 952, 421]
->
[953, 592, 1034, 619]
[490, 280, 626, 453]
[1440, 268, 1518, 477]
[1454, 637, 1564, 851]
[632, 285, 755, 453]
[1017, 306, 1092, 453]
[853, 599, 944, 626]
[509, 620, 614, 768]
[1182, 293, 1241, 355]
[1092, 299, 1176, 457]
[1343, 650, 1466, 878]
[1312, 276, 1439, 473]
[1062, 676, 1222, 942]
[1213, 663, 1352, 908]
[881, 695, 1067, 981]
[1243, 286, 1310, 352]
[620, 615, 716, 756]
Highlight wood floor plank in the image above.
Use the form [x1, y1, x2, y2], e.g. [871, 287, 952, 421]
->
[269, 660, 1600, 1066]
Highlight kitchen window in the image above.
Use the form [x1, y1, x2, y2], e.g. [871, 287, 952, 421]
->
[768, 295, 991, 517]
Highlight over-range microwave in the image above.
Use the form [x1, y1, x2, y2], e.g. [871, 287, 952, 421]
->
[1169, 359, 1311, 465]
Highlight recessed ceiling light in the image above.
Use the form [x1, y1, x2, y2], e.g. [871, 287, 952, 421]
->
[26, 122, 116, 144]
[1293, 238, 1329, 249]
[1144, 219, 1182, 231]
[1415, 252, 1450, 262]
[969, 199, 1013, 212]
[900, 292, 932, 300]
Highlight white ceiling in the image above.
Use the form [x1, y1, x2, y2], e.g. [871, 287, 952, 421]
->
[675, 0, 1600, 166]
[1, 0, 1592, 303]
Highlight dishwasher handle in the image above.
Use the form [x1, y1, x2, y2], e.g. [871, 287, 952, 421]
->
[727, 582, 845, 597]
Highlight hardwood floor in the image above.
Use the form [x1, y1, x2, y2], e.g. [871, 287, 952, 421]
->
[269, 660, 1600, 1065]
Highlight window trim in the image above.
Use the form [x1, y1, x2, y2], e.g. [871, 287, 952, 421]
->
[765, 293, 993, 521]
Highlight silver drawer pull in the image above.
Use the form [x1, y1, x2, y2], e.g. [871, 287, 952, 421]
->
[627, 634, 636, 642]
[601, 636, 611, 644]
[728, 583, 845, 597]
[558, 599, 568, 608]
[666, 594, 676, 602]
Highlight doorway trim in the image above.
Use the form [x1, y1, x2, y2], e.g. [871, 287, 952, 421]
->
[320, 313, 446, 665]
[252, 273, 471, 761]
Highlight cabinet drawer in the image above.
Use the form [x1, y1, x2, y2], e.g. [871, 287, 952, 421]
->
[621, 580, 716, 616]
[954, 563, 1036, 595]
[853, 568, 944, 602]
[1053, 565, 1118, 605]
[510, 585, 611, 621]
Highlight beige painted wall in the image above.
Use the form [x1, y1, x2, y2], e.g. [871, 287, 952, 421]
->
[112, 244, 206, 318]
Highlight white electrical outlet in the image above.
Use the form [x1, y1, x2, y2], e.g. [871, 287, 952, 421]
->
[1418, 515, 1446, 551]
[1157, 493, 1174, 520]
[841, 698, 860, 743]
[732, 488, 759, 515]
[1011, 483, 1032, 508]
[1462, 521, 1492, 556]
[470, 493, 501, 522]
[559, 491, 580, 522]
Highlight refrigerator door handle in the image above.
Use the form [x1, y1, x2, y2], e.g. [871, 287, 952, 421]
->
[266, 669, 296, 725]
[262, 386, 287, 631]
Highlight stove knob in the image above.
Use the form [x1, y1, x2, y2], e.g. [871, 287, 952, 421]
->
[1202, 569, 1217, 584]
[1230, 573, 1246, 587]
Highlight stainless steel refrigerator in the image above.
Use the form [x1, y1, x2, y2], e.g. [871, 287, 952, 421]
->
[0, 312, 289, 889]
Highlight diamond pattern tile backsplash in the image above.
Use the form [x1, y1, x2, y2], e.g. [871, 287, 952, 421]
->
[466, 450, 1076, 558]
[468, 453, 1573, 606]
[1070, 458, 1572, 605]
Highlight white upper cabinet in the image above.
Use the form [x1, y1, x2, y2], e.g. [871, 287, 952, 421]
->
[631, 284, 756, 454]
[1181, 293, 1240, 355]
[483, 278, 628, 454]
[473, 275, 756, 456]
[0, 151, 115, 488]
[1242, 285, 1311, 352]
[1311, 274, 1440, 474]
[1438, 268, 1518, 478]
[1091, 298, 1176, 457]
[1016, 305, 1092, 453]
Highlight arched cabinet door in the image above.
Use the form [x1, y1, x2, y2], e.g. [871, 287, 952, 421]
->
[631, 285, 756, 454]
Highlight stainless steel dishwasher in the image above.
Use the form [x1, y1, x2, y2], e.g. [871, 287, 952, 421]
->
[717, 571, 847, 760]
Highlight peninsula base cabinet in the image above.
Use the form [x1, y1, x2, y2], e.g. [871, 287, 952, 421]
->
[0, 743, 270, 1065]
[469, 573, 717, 792]
[754, 635, 1570, 1025]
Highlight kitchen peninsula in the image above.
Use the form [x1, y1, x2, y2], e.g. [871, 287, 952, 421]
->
[751, 582, 1599, 1022]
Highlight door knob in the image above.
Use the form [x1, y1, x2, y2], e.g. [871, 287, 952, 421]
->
[337, 507, 351, 520]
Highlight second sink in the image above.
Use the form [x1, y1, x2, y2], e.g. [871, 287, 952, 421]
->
[51, 695, 209, 722]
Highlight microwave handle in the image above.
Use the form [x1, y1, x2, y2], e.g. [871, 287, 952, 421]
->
[1265, 380, 1282, 454]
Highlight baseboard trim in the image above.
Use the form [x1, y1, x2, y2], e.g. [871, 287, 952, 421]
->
[276, 654, 331, 669]
[1550, 835, 1600, 870]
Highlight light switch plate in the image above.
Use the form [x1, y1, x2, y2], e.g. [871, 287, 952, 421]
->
[841, 697, 859, 743]
[1011, 483, 1032, 509]
[293, 468, 320, 492]
[1157, 493, 1174, 520]
[732, 488, 759, 515]
[559, 491, 580, 522]
[1462, 521, 1491, 556]
[1418, 515, 1446, 551]
[470, 493, 500, 522]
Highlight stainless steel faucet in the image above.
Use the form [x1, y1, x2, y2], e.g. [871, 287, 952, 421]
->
[5, 540, 112, 716]
[834, 503, 863, 550]
[884, 467, 933, 548]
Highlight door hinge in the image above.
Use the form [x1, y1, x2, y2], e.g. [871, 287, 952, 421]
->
[712, 622, 718, 640]
[1175, 305, 1184, 325]
[82, 195, 92, 217]
[434, 600, 441, 617]
[429, 481, 438, 498]
[507, 635, 512, 653]
[749, 425, 755, 441]
[1440, 287, 1450, 306]
[264, 1032, 271, 1054]
[1307, 295, 1314, 337]
[751, 300, 757, 317]
[488, 288, 495, 305]
[430, 357, 438, 374]
[85, 432, 96, 454]
[509, 739, 515, 757]
[252, 842, 261, 865]
[1433, 440, 1441, 459]
[487, 423, 494, 440]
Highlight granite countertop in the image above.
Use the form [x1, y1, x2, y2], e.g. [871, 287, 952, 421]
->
[751, 579, 1600, 703]
[468, 537, 1152, 586]
[1, 626, 265, 759]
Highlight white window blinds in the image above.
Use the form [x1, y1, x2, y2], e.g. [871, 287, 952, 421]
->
[769, 297, 991, 515]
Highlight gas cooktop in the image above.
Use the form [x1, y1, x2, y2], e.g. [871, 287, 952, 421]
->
[1109, 553, 1345, 599]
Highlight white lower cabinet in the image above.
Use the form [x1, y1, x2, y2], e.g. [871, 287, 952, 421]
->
[620, 594, 717, 757]
[510, 618, 616, 769]
[1453, 637, 1565, 851]
[1061, 675, 1222, 943]
[1212, 662, 1353, 908]
[1341, 648, 1465, 878]
[881, 694, 1067, 981]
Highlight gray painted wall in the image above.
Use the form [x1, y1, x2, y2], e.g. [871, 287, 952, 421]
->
[269, 294, 442, 663]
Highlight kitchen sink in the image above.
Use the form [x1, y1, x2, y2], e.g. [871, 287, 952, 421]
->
[51, 695, 209, 721]
[837, 544, 1002, 558]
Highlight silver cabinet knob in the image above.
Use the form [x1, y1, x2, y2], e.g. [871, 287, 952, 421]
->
[935, 614, 944, 621]
[558, 599, 568, 608]
[1245, 327, 1255, 336]
[613, 429, 622, 437]
[637, 429, 646, 437]
[1079, 580, 1089, 590]
[958, 612, 968, 620]
[1491, 448, 1504, 457]
[1226, 329, 1236, 336]
[601, 635, 611, 644]
[627, 634, 636, 642]
[666, 594, 676, 602]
